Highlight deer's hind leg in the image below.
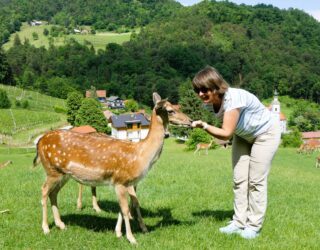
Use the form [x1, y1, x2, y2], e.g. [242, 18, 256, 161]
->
[41, 174, 69, 234]
[49, 175, 70, 230]
[91, 187, 102, 212]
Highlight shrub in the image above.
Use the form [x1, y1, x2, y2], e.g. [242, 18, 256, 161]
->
[54, 105, 67, 113]
[281, 128, 303, 148]
[0, 89, 11, 108]
[185, 128, 216, 151]
[21, 99, 29, 109]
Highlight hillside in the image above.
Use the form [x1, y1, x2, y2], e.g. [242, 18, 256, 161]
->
[0, 1, 320, 106]
[0, 84, 67, 146]
[2, 23, 133, 51]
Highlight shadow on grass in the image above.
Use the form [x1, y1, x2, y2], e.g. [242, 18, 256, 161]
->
[192, 210, 233, 221]
[60, 200, 194, 233]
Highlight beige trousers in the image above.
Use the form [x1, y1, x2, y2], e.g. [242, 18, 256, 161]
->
[232, 122, 281, 231]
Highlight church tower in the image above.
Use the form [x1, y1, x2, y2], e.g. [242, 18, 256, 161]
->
[271, 90, 280, 116]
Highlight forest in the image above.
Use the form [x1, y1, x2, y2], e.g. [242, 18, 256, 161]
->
[0, 0, 320, 106]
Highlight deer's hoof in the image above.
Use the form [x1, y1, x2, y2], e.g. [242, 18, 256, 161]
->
[57, 222, 66, 230]
[115, 231, 122, 238]
[42, 225, 50, 235]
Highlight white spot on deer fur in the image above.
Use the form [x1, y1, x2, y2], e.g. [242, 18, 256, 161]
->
[48, 152, 52, 158]
[63, 152, 66, 156]
[54, 157, 59, 162]
[53, 144, 56, 148]
[57, 150, 61, 154]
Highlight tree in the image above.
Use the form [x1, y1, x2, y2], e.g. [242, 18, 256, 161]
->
[75, 98, 109, 133]
[66, 91, 83, 126]
[0, 48, 14, 85]
[0, 89, 11, 108]
[125, 99, 139, 112]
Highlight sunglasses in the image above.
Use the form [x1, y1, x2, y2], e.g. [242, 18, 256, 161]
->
[193, 87, 211, 94]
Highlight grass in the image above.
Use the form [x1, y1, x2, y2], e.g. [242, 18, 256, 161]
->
[0, 139, 319, 249]
[2, 23, 133, 51]
[0, 84, 67, 146]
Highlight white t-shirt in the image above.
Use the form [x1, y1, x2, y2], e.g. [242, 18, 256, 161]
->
[205, 87, 273, 142]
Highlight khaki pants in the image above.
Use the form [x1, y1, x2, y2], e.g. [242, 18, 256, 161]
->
[232, 122, 281, 231]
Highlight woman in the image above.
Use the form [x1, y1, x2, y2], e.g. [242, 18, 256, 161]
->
[191, 66, 281, 239]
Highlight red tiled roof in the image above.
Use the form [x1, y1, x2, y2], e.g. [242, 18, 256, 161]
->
[280, 113, 286, 121]
[302, 131, 320, 139]
[71, 125, 97, 134]
[85, 90, 106, 98]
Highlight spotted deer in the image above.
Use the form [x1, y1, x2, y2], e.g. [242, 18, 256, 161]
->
[0, 160, 12, 169]
[33, 93, 192, 244]
[194, 140, 214, 155]
[316, 156, 320, 168]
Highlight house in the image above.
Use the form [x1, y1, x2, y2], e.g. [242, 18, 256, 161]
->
[103, 110, 114, 122]
[268, 90, 287, 134]
[110, 113, 150, 142]
[85, 90, 107, 103]
[301, 131, 320, 143]
[107, 96, 125, 109]
[30, 20, 42, 26]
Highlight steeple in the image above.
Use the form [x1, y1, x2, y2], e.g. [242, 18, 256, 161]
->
[271, 89, 280, 114]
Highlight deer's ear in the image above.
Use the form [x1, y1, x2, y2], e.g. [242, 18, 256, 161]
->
[153, 92, 162, 105]
[155, 100, 166, 109]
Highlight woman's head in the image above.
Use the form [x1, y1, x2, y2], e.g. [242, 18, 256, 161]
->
[192, 66, 229, 95]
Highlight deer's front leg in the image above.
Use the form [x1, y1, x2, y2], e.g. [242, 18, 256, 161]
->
[115, 184, 137, 244]
[127, 186, 148, 233]
[77, 184, 83, 210]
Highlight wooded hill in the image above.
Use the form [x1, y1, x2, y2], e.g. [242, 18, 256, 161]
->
[0, 0, 319, 106]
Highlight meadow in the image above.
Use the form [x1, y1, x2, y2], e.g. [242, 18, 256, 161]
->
[2, 23, 132, 51]
[0, 84, 67, 146]
[0, 139, 319, 249]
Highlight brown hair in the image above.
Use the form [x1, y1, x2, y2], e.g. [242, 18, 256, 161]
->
[192, 66, 229, 94]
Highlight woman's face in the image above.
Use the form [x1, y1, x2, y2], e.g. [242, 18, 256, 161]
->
[195, 87, 219, 104]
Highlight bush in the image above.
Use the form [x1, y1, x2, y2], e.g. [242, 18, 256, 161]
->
[185, 128, 216, 151]
[15, 99, 21, 107]
[281, 127, 302, 148]
[0, 89, 11, 108]
[21, 100, 29, 109]
[54, 105, 67, 113]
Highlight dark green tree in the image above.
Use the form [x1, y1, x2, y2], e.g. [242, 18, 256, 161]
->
[66, 91, 83, 126]
[75, 98, 109, 133]
[0, 89, 11, 108]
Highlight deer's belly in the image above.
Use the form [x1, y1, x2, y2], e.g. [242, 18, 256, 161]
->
[66, 161, 112, 186]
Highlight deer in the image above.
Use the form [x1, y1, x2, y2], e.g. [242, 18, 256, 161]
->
[194, 140, 214, 155]
[33, 92, 192, 244]
[0, 160, 12, 169]
[316, 156, 320, 168]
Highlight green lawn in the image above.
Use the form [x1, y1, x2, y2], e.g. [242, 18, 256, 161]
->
[0, 139, 319, 249]
[3, 23, 132, 51]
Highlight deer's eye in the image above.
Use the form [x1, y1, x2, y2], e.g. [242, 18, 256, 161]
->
[168, 110, 175, 115]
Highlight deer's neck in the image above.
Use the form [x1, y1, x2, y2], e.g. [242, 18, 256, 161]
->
[138, 110, 165, 174]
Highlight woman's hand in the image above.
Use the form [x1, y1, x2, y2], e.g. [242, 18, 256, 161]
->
[191, 120, 208, 129]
